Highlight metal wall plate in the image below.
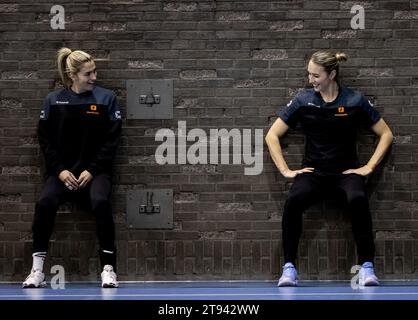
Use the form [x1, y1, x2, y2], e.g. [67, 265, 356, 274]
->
[126, 79, 173, 119]
[126, 189, 173, 229]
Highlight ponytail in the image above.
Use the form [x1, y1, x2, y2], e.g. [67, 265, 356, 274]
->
[335, 52, 348, 63]
[57, 47, 73, 88]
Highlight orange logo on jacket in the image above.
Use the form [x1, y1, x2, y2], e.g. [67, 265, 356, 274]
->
[335, 106, 347, 117]
[86, 104, 99, 115]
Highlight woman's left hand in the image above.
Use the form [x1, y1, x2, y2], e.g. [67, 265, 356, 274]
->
[342, 165, 373, 177]
[77, 170, 93, 188]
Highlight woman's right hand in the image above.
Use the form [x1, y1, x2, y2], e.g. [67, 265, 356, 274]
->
[281, 167, 315, 179]
[58, 170, 79, 190]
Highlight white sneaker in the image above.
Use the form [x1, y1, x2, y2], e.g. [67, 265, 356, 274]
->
[278, 262, 298, 287]
[101, 265, 119, 288]
[359, 262, 380, 286]
[22, 269, 46, 288]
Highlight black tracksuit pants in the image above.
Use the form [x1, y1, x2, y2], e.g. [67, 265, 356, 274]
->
[31, 174, 116, 268]
[282, 172, 375, 265]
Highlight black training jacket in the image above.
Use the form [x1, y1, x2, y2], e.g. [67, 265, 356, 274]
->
[38, 85, 122, 177]
[276, 86, 381, 173]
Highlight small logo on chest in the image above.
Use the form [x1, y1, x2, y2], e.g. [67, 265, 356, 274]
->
[335, 106, 348, 116]
[86, 104, 100, 115]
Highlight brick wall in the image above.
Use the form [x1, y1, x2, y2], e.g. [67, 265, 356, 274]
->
[1, 0, 418, 281]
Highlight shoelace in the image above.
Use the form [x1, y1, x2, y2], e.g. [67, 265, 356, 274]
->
[104, 271, 117, 281]
[27, 271, 39, 278]
[25, 271, 43, 283]
[363, 268, 375, 277]
[283, 267, 295, 277]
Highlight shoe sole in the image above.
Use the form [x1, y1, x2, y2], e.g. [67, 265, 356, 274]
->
[277, 280, 298, 287]
[102, 283, 119, 288]
[362, 280, 380, 286]
[22, 281, 47, 288]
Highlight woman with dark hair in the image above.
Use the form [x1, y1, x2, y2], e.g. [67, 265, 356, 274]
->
[265, 51, 393, 287]
[23, 48, 122, 288]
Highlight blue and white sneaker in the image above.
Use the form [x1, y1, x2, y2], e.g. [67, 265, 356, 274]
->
[278, 262, 298, 287]
[359, 262, 379, 286]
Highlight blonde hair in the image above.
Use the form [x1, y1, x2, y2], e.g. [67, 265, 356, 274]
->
[310, 51, 348, 80]
[57, 48, 94, 88]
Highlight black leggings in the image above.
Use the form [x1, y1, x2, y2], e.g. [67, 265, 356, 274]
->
[282, 173, 375, 265]
[32, 174, 116, 255]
